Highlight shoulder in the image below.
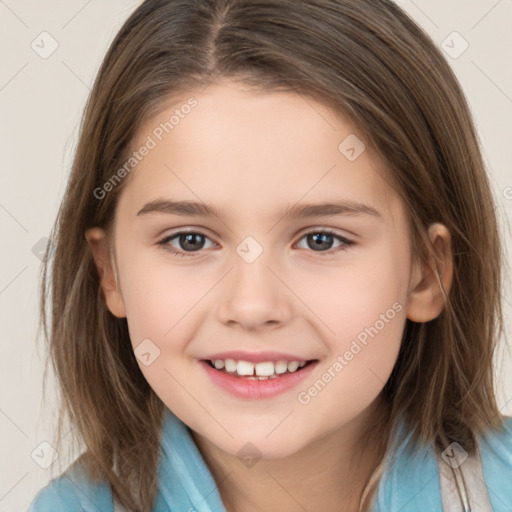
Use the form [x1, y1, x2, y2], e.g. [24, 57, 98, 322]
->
[480, 414, 512, 455]
[370, 419, 444, 511]
[27, 458, 114, 512]
[479, 415, 512, 502]
[371, 415, 512, 512]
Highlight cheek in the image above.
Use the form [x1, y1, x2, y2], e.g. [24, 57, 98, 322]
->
[115, 249, 210, 412]
[290, 245, 409, 348]
[289, 300, 407, 448]
[290, 247, 409, 409]
[116, 246, 211, 349]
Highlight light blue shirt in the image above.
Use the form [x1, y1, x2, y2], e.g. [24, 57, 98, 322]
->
[27, 408, 512, 511]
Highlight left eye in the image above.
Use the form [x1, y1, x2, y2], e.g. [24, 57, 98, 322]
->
[295, 230, 354, 254]
[157, 229, 354, 257]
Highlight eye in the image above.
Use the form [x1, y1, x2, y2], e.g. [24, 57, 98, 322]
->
[157, 230, 217, 257]
[295, 229, 354, 255]
[157, 228, 354, 258]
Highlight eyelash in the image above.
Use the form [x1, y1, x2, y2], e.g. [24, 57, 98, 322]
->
[156, 229, 355, 258]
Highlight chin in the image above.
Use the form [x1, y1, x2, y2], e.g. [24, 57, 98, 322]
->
[212, 430, 305, 462]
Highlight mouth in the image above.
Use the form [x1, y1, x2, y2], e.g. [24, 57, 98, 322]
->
[200, 357, 319, 399]
[202, 358, 318, 380]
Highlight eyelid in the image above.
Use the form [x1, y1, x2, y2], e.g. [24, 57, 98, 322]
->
[157, 229, 218, 249]
[294, 225, 354, 241]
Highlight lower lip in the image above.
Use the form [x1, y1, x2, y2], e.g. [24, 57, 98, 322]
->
[200, 360, 318, 399]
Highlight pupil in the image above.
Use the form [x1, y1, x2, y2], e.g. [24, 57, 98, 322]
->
[181, 233, 204, 251]
[308, 233, 333, 251]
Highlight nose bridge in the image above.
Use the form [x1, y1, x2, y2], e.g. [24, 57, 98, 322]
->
[215, 235, 292, 329]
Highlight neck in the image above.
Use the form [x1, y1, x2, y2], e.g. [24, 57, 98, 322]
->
[190, 396, 389, 512]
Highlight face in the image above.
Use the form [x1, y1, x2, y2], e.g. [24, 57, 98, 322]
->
[91, 79, 428, 459]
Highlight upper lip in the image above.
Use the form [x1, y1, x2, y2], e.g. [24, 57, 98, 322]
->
[202, 350, 316, 364]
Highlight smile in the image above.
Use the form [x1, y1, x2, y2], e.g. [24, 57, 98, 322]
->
[205, 358, 312, 379]
[200, 358, 319, 399]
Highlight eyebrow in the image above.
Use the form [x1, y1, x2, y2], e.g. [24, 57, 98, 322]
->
[136, 199, 382, 220]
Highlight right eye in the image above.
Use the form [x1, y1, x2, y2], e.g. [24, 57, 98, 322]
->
[157, 230, 217, 257]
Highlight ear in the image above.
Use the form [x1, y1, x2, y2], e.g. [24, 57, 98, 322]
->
[406, 223, 453, 323]
[85, 227, 126, 318]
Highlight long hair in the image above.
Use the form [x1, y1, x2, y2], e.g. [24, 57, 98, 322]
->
[40, 1, 504, 510]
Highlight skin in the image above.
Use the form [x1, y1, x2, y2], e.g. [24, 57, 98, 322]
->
[86, 79, 453, 512]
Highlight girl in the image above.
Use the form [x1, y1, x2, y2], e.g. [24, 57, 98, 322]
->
[28, 0, 512, 511]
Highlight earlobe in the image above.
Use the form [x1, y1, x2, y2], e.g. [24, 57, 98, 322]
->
[85, 227, 127, 318]
[406, 223, 453, 323]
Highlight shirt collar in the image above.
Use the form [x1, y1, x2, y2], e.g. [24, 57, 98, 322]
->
[156, 408, 444, 512]
[156, 407, 228, 512]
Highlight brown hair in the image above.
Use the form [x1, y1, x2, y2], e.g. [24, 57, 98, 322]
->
[40, 0, 505, 510]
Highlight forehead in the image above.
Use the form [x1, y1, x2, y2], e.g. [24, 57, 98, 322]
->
[118, 80, 400, 223]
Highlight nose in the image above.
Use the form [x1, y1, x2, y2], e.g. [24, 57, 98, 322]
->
[215, 248, 294, 332]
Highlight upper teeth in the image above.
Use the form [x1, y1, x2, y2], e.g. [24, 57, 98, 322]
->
[213, 359, 307, 377]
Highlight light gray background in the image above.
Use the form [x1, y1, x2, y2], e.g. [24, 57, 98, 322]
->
[0, 1, 511, 510]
